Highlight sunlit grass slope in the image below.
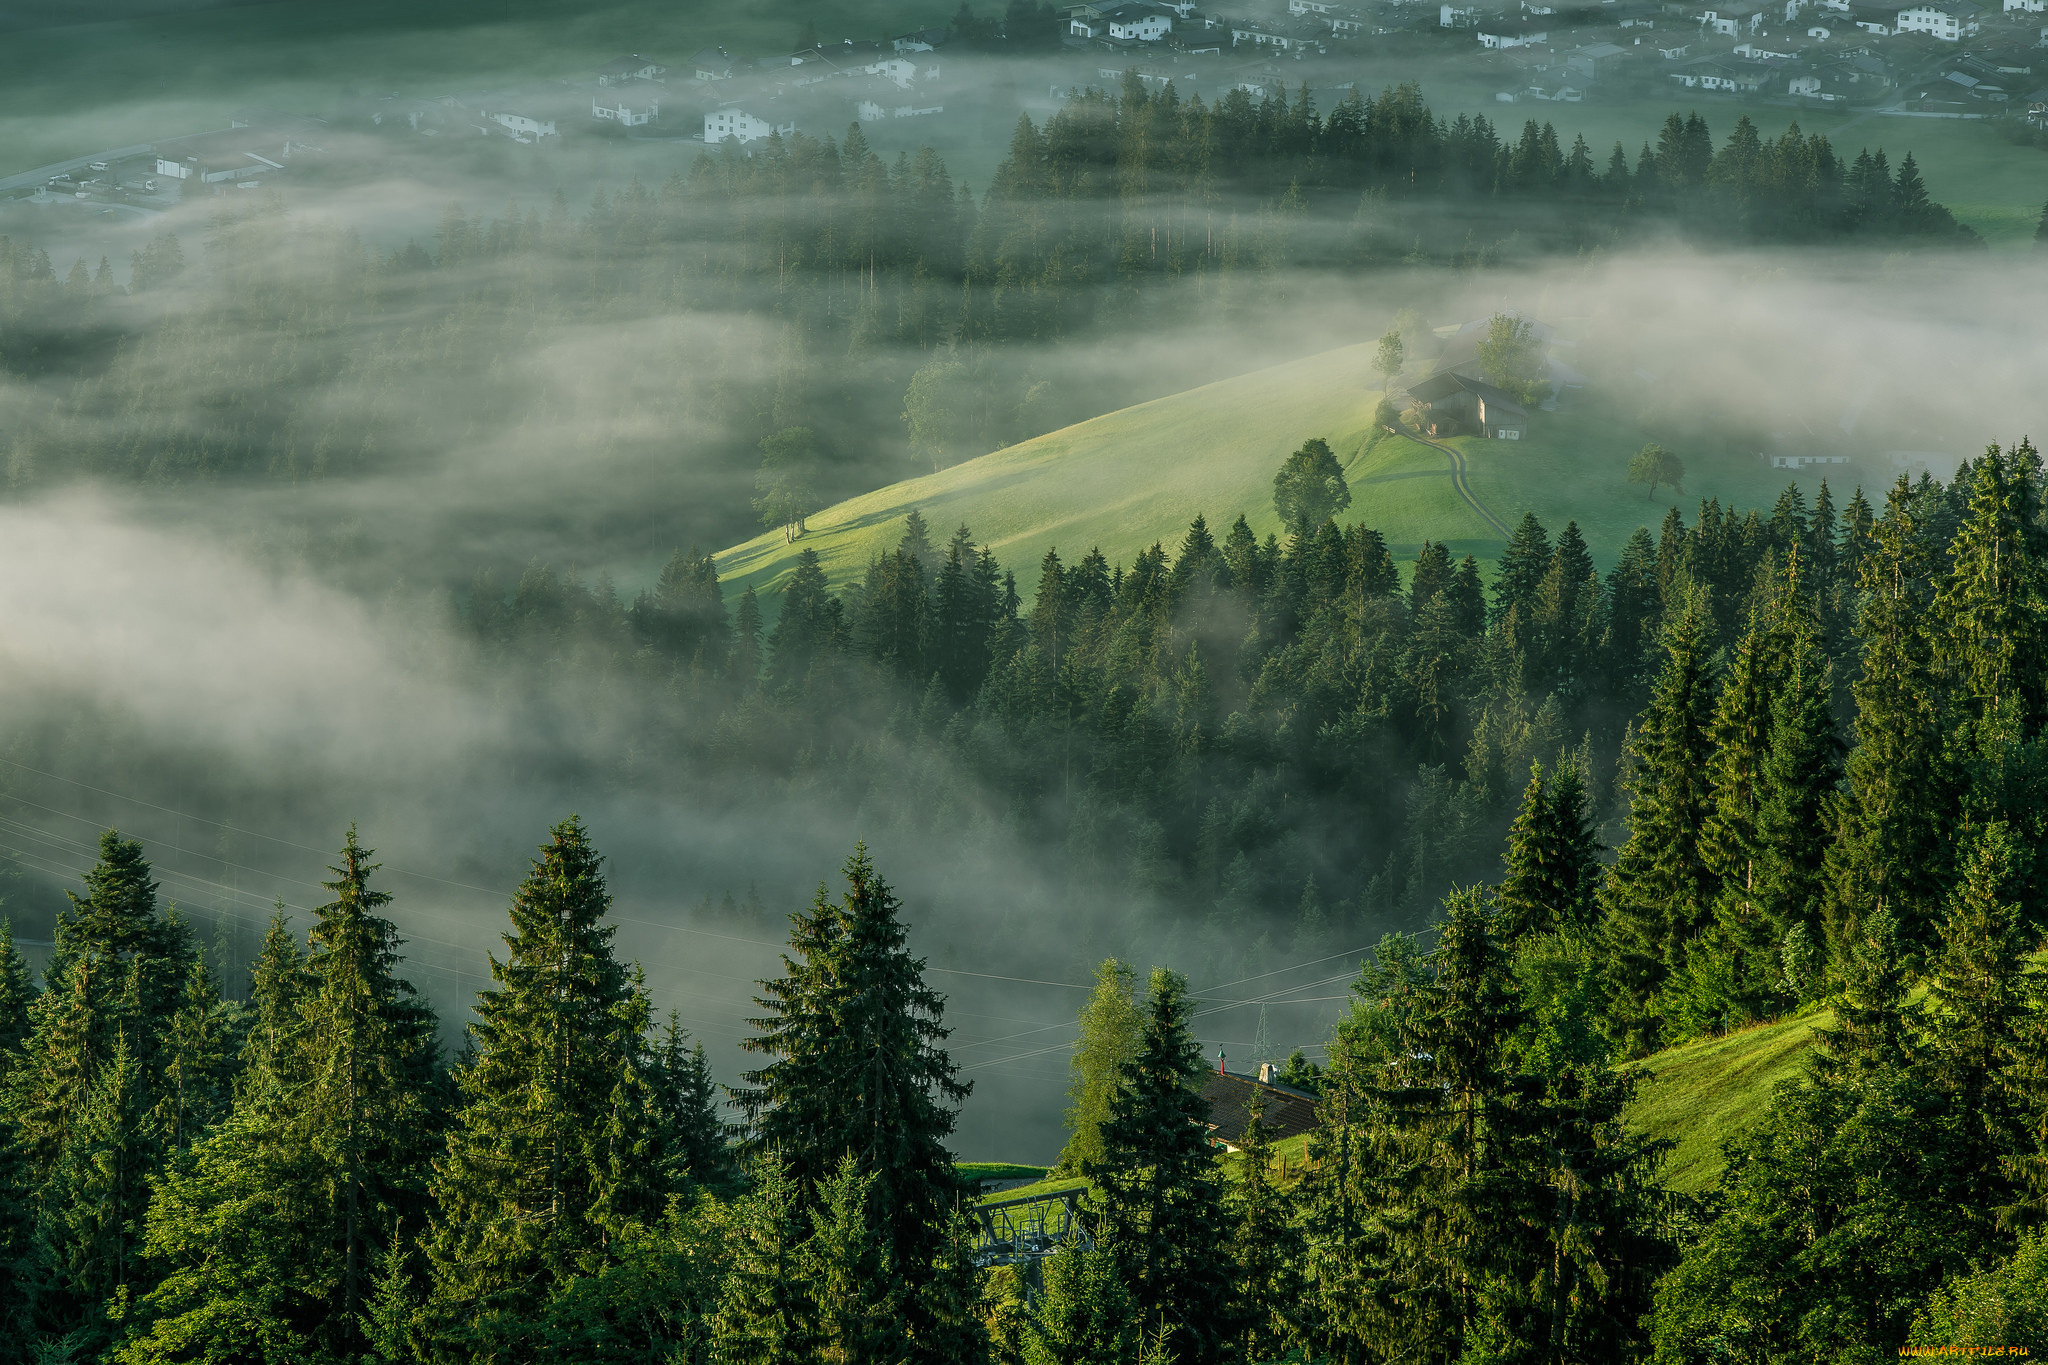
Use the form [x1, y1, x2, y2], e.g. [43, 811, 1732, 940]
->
[718, 341, 1885, 608]
[1623, 1008, 1831, 1194]
[717, 342, 1497, 605]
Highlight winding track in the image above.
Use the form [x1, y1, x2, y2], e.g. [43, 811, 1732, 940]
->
[1407, 431, 1513, 539]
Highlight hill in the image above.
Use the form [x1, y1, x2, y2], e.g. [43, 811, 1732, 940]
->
[1622, 1008, 1831, 1194]
[716, 342, 1861, 609]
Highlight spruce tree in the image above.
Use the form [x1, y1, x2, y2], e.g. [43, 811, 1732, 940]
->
[429, 816, 652, 1348]
[650, 1013, 733, 1192]
[1495, 761, 1602, 943]
[41, 1030, 153, 1349]
[1025, 1244, 1138, 1365]
[1086, 968, 1232, 1364]
[0, 920, 34, 1072]
[1600, 592, 1719, 1051]
[295, 828, 439, 1350]
[803, 1156, 906, 1364]
[735, 845, 968, 1358]
[1923, 822, 2031, 1224]
[1493, 511, 1553, 622]
[712, 1155, 817, 1365]
[1228, 1092, 1303, 1364]
[1829, 477, 1952, 958]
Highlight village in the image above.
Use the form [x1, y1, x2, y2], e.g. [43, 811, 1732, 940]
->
[2, 0, 2044, 216]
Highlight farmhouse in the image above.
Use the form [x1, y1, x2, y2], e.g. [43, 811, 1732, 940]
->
[1408, 372, 1530, 439]
[1200, 1062, 1320, 1152]
[691, 47, 736, 80]
[1070, 1, 1176, 38]
[484, 108, 557, 141]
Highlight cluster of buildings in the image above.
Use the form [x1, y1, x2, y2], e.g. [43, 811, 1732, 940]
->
[1430, 0, 2046, 111]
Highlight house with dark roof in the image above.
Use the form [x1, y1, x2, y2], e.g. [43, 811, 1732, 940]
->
[1200, 1062, 1321, 1151]
[596, 54, 668, 84]
[1408, 372, 1531, 439]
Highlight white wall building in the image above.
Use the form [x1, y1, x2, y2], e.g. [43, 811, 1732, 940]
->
[593, 94, 659, 126]
[705, 106, 793, 144]
[1699, 5, 1767, 34]
[2004, 0, 2044, 13]
[1894, 1, 1980, 36]
[487, 110, 557, 141]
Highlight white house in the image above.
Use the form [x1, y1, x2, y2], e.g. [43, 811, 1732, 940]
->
[705, 106, 793, 143]
[593, 94, 659, 126]
[2005, 0, 2044, 13]
[1441, 3, 1478, 24]
[152, 129, 294, 184]
[1477, 19, 1549, 45]
[1108, 4, 1173, 38]
[1894, 0, 1980, 35]
[855, 95, 945, 120]
[595, 54, 667, 85]
[691, 47, 735, 79]
[1699, 4, 1767, 34]
[486, 109, 557, 141]
[1231, 21, 1322, 47]
[1289, 0, 1336, 11]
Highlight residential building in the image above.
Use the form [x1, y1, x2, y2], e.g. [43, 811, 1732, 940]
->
[1700, 4, 1768, 34]
[1441, 2, 1479, 23]
[1894, 0, 1980, 36]
[1408, 372, 1530, 439]
[705, 105, 793, 143]
[2005, 0, 2045, 12]
[593, 93, 659, 125]
[595, 54, 667, 84]
[691, 47, 735, 80]
[1566, 40, 1630, 78]
[1478, 17, 1550, 45]
[485, 109, 557, 140]
[1199, 1063, 1320, 1153]
[1070, 1, 1176, 38]
[1846, 0, 1912, 32]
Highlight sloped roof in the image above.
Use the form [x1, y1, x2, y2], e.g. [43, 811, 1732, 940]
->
[1409, 369, 1528, 415]
[1200, 1069, 1320, 1148]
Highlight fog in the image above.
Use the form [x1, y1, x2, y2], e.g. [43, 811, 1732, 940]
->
[3, 7, 2046, 1161]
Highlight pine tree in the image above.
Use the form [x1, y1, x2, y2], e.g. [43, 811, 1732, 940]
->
[238, 905, 302, 1094]
[1829, 477, 1952, 958]
[1496, 761, 1604, 942]
[651, 1012, 733, 1192]
[1600, 592, 1719, 1051]
[41, 1030, 153, 1349]
[294, 827, 439, 1357]
[735, 845, 968, 1357]
[712, 1155, 817, 1365]
[1057, 959, 1143, 1175]
[1923, 822, 2031, 1224]
[804, 1155, 906, 1365]
[1086, 968, 1232, 1364]
[0, 919, 34, 1071]
[1025, 1243, 1138, 1365]
[156, 955, 237, 1152]
[1493, 511, 1553, 622]
[1227, 1092, 1303, 1363]
[1932, 443, 2046, 727]
[429, 817, 651, 1348]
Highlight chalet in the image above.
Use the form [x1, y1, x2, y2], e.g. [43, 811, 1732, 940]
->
[1231, 19, 1326, 48]
[1846, 0, 1913, 32]
[595, 54, 667, 84]
[1200, 1062, 1320, 1152]
[1408, 372, 1530, 439]
[705, 105, 793, 143]
[891, 28, 948, 50]
[691, 47, 736, 80]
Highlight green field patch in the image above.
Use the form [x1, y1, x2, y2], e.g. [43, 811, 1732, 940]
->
[1622, 1008, 1832, 1193]
[956, 1161, 1051, 1184]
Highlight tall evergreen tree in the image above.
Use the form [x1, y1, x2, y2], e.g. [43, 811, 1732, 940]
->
[1829, 477, 1952, 958]
[735, 846, 968, 1363]
[1086, 968, 1232, 1364]
[428, 816, 651, 1351]
[1600, 593, 1719, 1051]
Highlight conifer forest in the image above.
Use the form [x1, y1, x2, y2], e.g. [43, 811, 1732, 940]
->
[5, 1, 2048, 1361]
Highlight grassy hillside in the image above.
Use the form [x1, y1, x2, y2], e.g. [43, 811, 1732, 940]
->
[718, 341, 1878, 609]
[1622, 1008, 1831, 1194]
